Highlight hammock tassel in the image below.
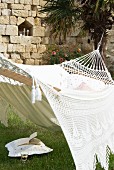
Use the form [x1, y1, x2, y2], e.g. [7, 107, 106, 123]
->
[35, 83, 42, 101]
[31, 77, 35, 104]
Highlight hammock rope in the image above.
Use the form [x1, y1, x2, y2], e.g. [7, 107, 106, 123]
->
[61, 34, 113, 85]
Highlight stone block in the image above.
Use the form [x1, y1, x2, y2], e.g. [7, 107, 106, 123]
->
[33, 26, 45, 37]
[32, 44, 37, 52]
[31, 11, 36, 17]
[8, 44, 25, 52]
[20, 36, 31, 45]
[10, 36, 20, 43]
[0, 16, 9, 24]
[37, 12, 46, 18]
[0, 36, 2, 42]
[15, 59, 23, 64]
[39, 0, 47, 6]
[3, 0, 14, 3]
[11, 4, 24, 10]
[24, 59, 34, 65]
[42, 37, 49, 44]
[21, 52, 30, 59]
[31, 37, 41, 44]
[24, 0, 32, 4]
[12, 10, 28, 17]
[0, 25, 6, 35]
[15, 0, 20, 3]
[13, 44, 25, 52]
[2, 9, 11, 16]
[24, 5, 31, 10]
[3, 53, 10, 59]
[0, 43, 7, 52]
[26, 17, 34, 26]
[11, 53, 20, 59]
[0, 3, 7, 8]
[7, 44, 13, 52]
[32, 0, 39, 5]
[25, 44, 33, 52]
[37, 44, 46, 54]
[10, 16, 17, 25]
[34, 59, 41, 65]
[31, 52, 39, 59]
[17, 17, 25, 25]
[2, 36, 10, 43]
[6, 25, 18, 36]
[19, 0, 24, 3]
[25, 44, 37, 52]
[28, 10, 32, 17]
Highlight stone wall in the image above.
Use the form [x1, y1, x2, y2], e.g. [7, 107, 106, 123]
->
[0, 0, 113, 65]
[0, 0, 48, 65]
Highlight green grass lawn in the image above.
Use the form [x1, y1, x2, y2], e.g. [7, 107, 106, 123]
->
[0, 111, 114, 170]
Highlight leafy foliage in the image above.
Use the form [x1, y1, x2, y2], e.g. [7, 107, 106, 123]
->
[44, 44, 82, 65]
[40, 0, 114, 53]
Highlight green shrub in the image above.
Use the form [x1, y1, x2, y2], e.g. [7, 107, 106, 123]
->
[45, 44, 82, 65]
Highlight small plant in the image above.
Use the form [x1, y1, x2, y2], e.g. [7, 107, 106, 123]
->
[45, 44, 82, 65]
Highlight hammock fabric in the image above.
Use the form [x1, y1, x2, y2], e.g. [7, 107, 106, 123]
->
[0, 50, 114, 170]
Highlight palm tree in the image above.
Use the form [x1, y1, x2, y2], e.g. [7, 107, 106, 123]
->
[40, 0, 114, 59]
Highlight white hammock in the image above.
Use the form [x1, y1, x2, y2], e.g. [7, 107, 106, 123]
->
[0, 47, 114, 170]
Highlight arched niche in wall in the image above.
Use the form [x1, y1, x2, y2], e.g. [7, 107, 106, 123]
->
[18, 20, 33, 36]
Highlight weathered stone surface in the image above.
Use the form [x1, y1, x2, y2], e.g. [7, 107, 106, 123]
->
[17, 17, 25, 25]
[33, 26, 45, 36]
[34, 59, 40, 65]
[0, 3, 7, 9]
[37, 12, 46, 18]
[20, 36, 31, 45]
[15, 59, 23, 64]
[10, 16, 17, 25]
[7, 44, 13, 52]
[32, 44, 37, 52]
[30, 52, 39, 59]
[26, 17, 34, 26]
[19, 0, 24, 3]
[0, 36, 2, 42]
[3, 52, 10, 59]
[39, 0, 46, 6]
[11, 4, 24, 10]
[6, 25, 18, 36]
[24, 58, 34, 65]
[0, 25, 6, 35]
[10, 36, 20, 43]
[24, 0, 32, 4]
[31, 11, 36, 17]
[21, 52, 30, 59]
[10, 36, 31, 45]
[15, 0, 19, 3]
[37, 44, 46, 54]
[31, 37, 41, 44]
[3, 0, 14, 3]
[0, 16, 9, 24]
[28, 10, 32, 16]
[24, 5, 31, 10]
[12, 10, 28, 17]
[2, 36, 10, 43]
[8, 44, 25, 52]
[33, 0, 39, 5]
[2, 9, 11, 16]
[25, 44, 33, 52]
[13, 44, 25, 52]
[0, 43, 7, 52]
[11, 53, 20, 59]
[42, 37, 49, 44]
